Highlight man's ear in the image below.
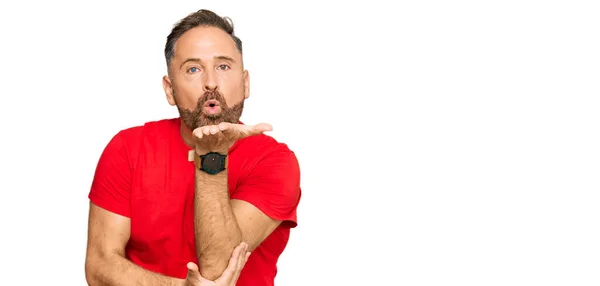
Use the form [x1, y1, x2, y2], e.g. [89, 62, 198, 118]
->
[162, 75, 176, 106]
[243, 70, 250, 99]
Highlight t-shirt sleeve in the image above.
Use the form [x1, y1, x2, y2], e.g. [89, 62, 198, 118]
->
[88, 131, 132, 218]
[231, 145, 302, 228]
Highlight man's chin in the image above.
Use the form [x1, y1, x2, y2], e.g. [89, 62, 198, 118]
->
[204, 113, 222, 121]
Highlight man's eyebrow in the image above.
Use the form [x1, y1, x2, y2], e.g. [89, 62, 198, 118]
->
[179, 56, 236, 69]
[214, 55, 236, 63]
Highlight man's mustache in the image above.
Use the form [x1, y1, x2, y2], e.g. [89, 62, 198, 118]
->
[197, 91, 227, 107]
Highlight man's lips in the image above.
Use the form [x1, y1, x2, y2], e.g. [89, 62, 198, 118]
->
[204, 99, 220, 108]
[203, 100, 221, 114]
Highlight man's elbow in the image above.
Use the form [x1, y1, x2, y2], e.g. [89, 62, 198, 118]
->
[198, 239, 244, 279]
[85, 251, 113, 286]
[198, 252, 227, 281]
[85, 256, 101, 286]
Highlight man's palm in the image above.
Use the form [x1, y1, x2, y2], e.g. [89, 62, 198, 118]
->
[184, 242, 250, 286]
[193, 123, 273, 154]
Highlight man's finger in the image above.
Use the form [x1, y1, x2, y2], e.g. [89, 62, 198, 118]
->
[236, 243, 249, 269]
[202, 126, 212, 136]
[252, 123, 273, 133]
[186, 262, 206, 281]
[235, 123, 272, 137]
[218, 242, 247, 281]
[193, 129, 203, 139]
[209, 125, 220, 134]
[230, 242, 247, 269]
[221, 124, 249, 138]
[220, 122, 271, 139]
[231, 243, 249, 283]
[243, 251, 251, 266]
[187, 262, 199, 272]
[218, 122, 233, 131]
[235, 251, 251, 282]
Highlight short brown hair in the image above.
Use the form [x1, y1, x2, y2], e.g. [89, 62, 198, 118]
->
[164, 9, 243, 68]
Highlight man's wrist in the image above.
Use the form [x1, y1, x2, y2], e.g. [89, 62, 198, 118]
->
[192, 150, 228, 175]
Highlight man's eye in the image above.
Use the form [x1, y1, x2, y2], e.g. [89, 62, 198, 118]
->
[218, 65, 230, 70]
[188, 67, 199, 73]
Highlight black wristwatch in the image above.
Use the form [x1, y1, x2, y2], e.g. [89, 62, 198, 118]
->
[195, 152, 227, 175]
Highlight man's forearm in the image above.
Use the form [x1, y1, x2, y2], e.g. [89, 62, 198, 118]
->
[86, 253, 183, 286]
[194, 169, 243, 280]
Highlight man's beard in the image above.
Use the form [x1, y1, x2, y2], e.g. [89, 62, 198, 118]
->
[176, 90, 244, 130]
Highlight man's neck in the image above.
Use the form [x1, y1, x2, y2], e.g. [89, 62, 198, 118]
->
[180, 121, 195, 149]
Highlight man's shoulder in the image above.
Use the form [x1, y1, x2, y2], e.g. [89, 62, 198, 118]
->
[234, 133, 299, 168]
[102, 118, 179, 168]
[236, 133, 294, 155]
[115, 118, 179, 140]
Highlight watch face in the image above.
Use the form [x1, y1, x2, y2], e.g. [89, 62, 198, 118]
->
[201, 152, 225, 174]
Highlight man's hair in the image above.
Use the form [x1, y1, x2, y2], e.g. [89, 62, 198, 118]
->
[164, 9, 243, 68]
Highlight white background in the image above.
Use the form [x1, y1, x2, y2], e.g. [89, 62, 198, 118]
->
[0, 0, 599, 285]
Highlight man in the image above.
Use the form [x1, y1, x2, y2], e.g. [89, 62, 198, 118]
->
[84, 9, 302, 286]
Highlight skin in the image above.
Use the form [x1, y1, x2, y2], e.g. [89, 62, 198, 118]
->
[85, 203, 181, 285]
[85, 27, 276, 286]
[184, 242, 251, 286]
[85, 204, 250, 286]
[162, 26, 250, 145]
[161, 26, 283, 281]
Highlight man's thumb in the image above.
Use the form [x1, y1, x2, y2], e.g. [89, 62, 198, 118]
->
[187, 262, 199, 272]
[253, 123, 273, 133]
[187, 262, 210, 282]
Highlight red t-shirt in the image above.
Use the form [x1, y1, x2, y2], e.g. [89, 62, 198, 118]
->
[88, 118, 301, 286]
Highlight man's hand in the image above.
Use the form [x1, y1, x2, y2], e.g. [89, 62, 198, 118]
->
[193, 122, 272, 154]
[183, 242, 251, 286]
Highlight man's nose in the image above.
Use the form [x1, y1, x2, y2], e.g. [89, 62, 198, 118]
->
[203, 69, 218, 91]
